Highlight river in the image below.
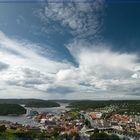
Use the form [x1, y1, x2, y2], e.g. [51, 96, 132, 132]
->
[0, 103, 69, 126]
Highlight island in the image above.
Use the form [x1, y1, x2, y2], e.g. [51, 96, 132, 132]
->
[0, 104, 26, 115]
[25, 100, 60, 108]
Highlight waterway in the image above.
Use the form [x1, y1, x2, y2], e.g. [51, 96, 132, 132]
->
[0, 103, 69, 126]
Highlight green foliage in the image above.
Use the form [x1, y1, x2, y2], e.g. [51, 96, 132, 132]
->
[0, 132, 19, 140]
[0, 99, 60, 108]
[90, 132, 121, 140]
[60, 132, 79, 140]
[85, 119, 91, 128]
[67, 111, 79, 119]
[69, 100, 107, 110]
[69, 100, 140, 114]
[90, 132, 109, 139]
[110, 134, 120, 139]
[25, 101, 60, 108]
[0, 125, 6, 132]
[11, 131, 40, 139]
[0, 104, 26, 115]
[94, 129, 99, 133]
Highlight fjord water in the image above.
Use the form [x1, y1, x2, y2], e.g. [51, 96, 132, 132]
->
[0, 103, 69, 126]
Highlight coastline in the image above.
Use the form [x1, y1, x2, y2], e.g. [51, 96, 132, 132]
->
[0, 103, 70, 126]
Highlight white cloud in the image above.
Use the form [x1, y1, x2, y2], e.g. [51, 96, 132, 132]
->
[37, 0, 105, 38]
[131, 68, 140, 79]
[0, 31, 72, 98]
[0, 31, 140, 99]
[0, 31, 70, 73]
[55, 41, 140, 98]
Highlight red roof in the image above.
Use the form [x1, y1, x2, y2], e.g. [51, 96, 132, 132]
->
[90, 113, 97, 119]
[111, 114, 129, 122]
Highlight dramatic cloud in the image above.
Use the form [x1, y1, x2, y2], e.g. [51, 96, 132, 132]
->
[0, 31, 140, 99]
[0, 31, 71, 98]
[56, 41, 140, 98]
[37, 0, 105, 38]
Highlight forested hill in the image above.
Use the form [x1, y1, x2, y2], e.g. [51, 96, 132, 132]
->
[0, 104, 26, 115]
[0, 99, 46, 104]
[0, 99, 60, 108]
[25, 100, 60, 108]
[68, 100, 140, 114]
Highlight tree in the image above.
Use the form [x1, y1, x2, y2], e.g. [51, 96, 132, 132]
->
[0, 125, 6, 132]
[90, 132, 109, 140]
[85, 119, 91, 128]
[110, 134, 120, 140]
[94, 128, 99, 133]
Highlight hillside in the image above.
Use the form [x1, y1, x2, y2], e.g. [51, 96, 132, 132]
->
[0, 104, 26, 115]
[25, 100, 60, 108]
[68, 100, 140, 114]
[0, 99, 60, 108]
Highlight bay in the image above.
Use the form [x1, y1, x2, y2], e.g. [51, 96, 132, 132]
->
[0, 103, 69, 126]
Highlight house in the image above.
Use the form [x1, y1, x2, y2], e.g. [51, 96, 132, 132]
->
[89, 112, 102, 120]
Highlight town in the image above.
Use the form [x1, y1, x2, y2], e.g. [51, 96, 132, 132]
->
[0, 101, 140, 140]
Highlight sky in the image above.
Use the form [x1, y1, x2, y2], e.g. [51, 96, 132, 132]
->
[0, 0, 140, 99]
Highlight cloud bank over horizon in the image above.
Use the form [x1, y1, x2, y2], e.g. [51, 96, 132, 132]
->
[0, 31, 140, 99]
